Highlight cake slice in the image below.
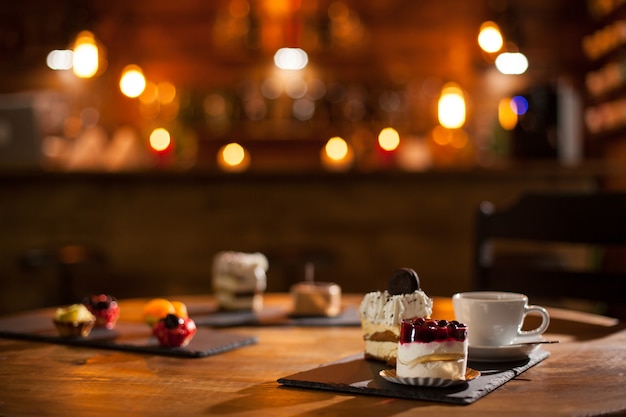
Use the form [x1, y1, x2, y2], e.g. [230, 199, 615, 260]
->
[212, 251, 268, 312]
[359, 268, 433, 364]
[397, 318, 468, 380]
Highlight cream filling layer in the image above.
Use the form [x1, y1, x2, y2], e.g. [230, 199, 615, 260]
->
[397, 340, 468, 379]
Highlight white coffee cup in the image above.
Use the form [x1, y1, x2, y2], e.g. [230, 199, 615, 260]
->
[452, 291, 550, 347]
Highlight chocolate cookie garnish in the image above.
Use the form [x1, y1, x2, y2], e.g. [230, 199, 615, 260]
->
[388, 268, 420, 295]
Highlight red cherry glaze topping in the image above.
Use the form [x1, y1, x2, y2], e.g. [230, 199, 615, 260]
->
[400, 318, 467, 343]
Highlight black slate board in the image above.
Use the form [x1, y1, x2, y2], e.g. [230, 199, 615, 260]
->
[277, 349, 550, 405]
[0, 314, 257, 358]
[194, 305, 360, 328]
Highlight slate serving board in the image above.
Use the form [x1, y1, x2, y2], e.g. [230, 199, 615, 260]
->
[277, 349, 550, 405]
[0, 314, 257, 358]
[194, 305, 361, 328]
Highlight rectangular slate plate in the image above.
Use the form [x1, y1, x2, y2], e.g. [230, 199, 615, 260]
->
[194, 305, 360, 328]
[277, 350, 550, 405]
[0, 314, 257, 358]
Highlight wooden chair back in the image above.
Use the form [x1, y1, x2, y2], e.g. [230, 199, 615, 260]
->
[474, 192, 626, 307]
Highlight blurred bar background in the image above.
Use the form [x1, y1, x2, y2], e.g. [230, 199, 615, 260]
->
[1, 0, 624, 315]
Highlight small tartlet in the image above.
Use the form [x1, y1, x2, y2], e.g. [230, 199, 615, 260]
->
[53, 304, 96, 338]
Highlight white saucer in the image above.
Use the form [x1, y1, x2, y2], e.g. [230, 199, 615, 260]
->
[379, 368, 480, 387]
[468, 337, 545, 362]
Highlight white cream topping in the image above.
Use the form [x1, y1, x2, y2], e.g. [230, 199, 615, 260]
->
[359, 290, 433, 327]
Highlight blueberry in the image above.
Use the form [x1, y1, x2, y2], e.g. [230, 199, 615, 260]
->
[163, 314, 184, 329]
[95, 301, 110, 310]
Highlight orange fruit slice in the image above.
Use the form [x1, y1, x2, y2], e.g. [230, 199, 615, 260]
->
[142, 298, 175, 327]
[171, 301, 188, 318]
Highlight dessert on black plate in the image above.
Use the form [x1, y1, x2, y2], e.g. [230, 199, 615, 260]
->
[153, 314, 197, 347]
[53, 304, 96, 338]
[84, 294, 120, 329]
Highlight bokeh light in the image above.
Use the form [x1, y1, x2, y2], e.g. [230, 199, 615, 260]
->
[274, 48, 308, 70]
[218, 142, 250, 172]
[292, 98, 315, 120]
[438, 83, 466, 129]
[47, 50, 73, 70]
[495, 52, 529, 75]
[72, 31, 99, 78]
[157, 82, 177, 105]
[378, 127, 400, 151]
[511, 95, 529, 115]
[149, 128, 171, 152]
[325, 136, 348, 160]
[478, 22, 504, 53]
[322, 136, 353, 171]
[120, 65, 147, 98]
[498, 98, 518, 130]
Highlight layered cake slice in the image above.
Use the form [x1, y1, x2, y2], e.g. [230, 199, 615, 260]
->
[359, 268, 433, 364]
[212, 251, 269, 312]
[397, 318, 468, 379]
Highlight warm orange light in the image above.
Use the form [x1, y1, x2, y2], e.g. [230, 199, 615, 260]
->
[478, 22, 504, 53]
[120, 65, 146, 98]
[498, 97, 518, 130]
[72, 31, 99, 78]
[450, 129, 469, 149]
[432, 125, 452, 146]
[157, 82, 176, 105]
[321, 136, 353, 171]
[218, 142, 250, 172]
[432, 125, 469, 150]
[325, 136, 348, 161]
[139, 82, 159, 104]
[438, 83, 466, 129]
[149, 128, 171, 152]
[378, 127, 400, 151]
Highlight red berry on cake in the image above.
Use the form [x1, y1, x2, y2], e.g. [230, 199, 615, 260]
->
[84, 294, 120, 329]
[153, 314, 197, 348]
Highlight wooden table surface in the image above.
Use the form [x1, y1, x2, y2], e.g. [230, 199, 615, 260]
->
[0, 293, 625, 417]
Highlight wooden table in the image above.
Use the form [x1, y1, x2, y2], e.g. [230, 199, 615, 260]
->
[0, 294, 625, 417]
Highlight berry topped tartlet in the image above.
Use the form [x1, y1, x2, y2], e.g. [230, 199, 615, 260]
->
[153, 314, 197, 348]
[142, 298, 188, 328]
[84, 294, 120, 329]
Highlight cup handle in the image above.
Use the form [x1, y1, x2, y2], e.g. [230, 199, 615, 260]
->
[517, 305, 550, 339]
